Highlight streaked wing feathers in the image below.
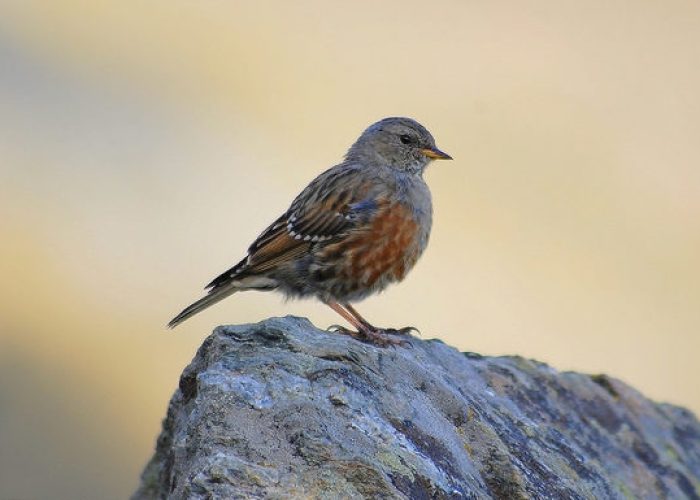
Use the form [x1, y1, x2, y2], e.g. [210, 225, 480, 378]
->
[206, 165, 379, 290]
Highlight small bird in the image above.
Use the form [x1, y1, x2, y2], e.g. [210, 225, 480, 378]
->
[168, 117, 451, 346]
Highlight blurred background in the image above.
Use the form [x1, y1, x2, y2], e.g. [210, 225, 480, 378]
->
[1, 1, 699, 498]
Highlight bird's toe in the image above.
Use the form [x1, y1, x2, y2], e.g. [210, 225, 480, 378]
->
[381, 326, 420, 336]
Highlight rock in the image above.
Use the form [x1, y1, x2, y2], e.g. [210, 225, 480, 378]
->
[133, 316, 700, 499]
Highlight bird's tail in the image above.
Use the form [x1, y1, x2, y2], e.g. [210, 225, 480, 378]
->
[167, 285, 238, 329]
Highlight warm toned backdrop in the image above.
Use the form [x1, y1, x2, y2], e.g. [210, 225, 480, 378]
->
[1, 1, 699, 498]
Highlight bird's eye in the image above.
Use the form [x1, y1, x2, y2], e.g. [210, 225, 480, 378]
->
[399, 134, 413, 145]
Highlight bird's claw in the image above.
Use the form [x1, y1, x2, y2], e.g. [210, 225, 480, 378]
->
[327, 324, 366, 341]
[327, 324, 348, 333]
[380, 326, 420, 336]
[362, 329, 409, 347]
[327, 324, 410, 348]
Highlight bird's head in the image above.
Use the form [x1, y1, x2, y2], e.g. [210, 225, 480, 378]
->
[346, 117, 452, 174]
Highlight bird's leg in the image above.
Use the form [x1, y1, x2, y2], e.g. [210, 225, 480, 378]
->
[343, 303, 419, 337]
[326, 302, 405, 347]
[326, 302, 366, 338]
[341, 303, 375, 330]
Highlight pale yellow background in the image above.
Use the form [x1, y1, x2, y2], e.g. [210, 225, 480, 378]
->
[1, 1, 699, 498]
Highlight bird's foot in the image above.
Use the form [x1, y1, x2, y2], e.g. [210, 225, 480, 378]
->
[380, 326, 420, 336]
[328, 324, 356, 335]
[328, 324, 408, 347]
[363, 329, 408, 347]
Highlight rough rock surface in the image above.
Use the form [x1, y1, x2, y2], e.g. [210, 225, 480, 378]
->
[134, 316, 700, 499]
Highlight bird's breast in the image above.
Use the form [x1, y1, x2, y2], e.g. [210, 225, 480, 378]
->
[316, 201, 425, 291]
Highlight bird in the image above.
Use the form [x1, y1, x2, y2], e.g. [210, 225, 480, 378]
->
[168, 117, 452, 346]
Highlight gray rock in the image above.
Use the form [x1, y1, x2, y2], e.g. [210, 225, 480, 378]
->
[133, 316, 700, 499]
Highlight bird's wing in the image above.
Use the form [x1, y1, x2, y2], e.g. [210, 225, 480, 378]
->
[206, 165, 382, 290]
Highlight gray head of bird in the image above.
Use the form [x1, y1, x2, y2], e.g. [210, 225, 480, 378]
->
[346, 117, 452, 174]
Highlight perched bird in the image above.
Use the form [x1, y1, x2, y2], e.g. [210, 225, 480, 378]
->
[168, 117, 451, 346]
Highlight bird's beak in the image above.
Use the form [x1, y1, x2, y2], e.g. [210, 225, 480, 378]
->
[421, 147, 453, 160]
